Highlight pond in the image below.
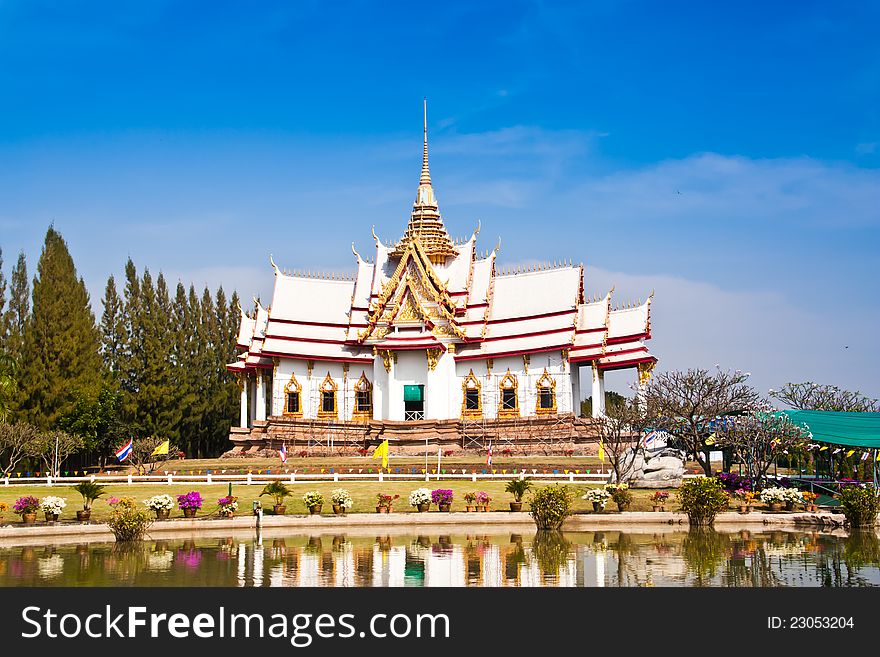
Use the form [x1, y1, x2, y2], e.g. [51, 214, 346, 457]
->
[1, 526, 879, 587]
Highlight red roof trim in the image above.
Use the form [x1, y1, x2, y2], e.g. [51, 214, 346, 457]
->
[269, 317, 367, 329]
[570, 342, 603, 352]
[454, 344, 569, 362]
[575, 326, 606, 334]
[602, 346, 649, 358]
[458, 308, 576, 327]
[261, 350, 372, 364]
[605, 333, 649, 345]
[478, 326, 573, 343]
[599, 356, 657, 371]
[265, 334, 348, 346]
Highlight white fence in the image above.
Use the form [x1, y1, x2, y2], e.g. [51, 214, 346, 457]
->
[2, 471, 621, 487]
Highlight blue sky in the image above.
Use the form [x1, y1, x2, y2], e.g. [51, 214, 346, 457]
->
[1, 0, 878, 398]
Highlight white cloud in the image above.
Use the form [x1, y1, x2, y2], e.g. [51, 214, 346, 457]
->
[586, 265, 880, 400]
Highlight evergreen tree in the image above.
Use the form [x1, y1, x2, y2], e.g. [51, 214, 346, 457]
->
[19, 227, 102, 428]
[0, 247, 6, 344]
[118, 258, 143, 424]
[100, 274, 126, 376]
[172, 281, 198, 452]
[5, 251, 30, 366]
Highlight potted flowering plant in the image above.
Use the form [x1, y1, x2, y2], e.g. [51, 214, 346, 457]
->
[409, 488, 432, 512]
[144, 494, 175, 520]
[759, 487, 788, 512]
[72, 481, 106, 521]
[376, 493, 399, 513]
[605, 483, 632, 512]
[651, 491, 670, 512]
[463, 492, 477, 512]
[431, 489, 453, 512]
[782, 488, 804, 511]
[582, 488, 611, 512]
[177, 491, 203, 518]
[475, 491, 491, 512]
[302, 490, 324, 514]
[14, 495, 40, 524]
[802, 491, 819, 512]
[218, 495, 238, 518]
[734, 489, 755, 514]
[40, 496, 66, 522]
[330, 488, 353, 514]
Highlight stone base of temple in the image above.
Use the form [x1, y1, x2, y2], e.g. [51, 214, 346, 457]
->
[222, 413, 600, 457]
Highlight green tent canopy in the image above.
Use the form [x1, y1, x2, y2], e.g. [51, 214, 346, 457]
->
[781, 410, 880, 449]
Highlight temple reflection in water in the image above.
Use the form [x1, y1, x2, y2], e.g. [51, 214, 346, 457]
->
[2, 530, 879, 588]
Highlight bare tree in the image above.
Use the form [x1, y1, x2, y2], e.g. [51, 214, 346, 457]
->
[595, 396, 650, 482]
[129, 437, 179, 475]
[770, 382, 878, 412]
[643, 368, 763, 476]
[24, 429, 84, 477]
[0, 421, 37, 475]
[714, 411, 811, 486]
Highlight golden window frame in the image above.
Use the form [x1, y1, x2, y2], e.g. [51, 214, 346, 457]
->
[283, 372, 303, 417]
[317, 372, 338, 418]
[352, 371, 373, 421]
[535, 368, 557, 415]
[461, 368, 482, 419]
[498, 368, 519, 417]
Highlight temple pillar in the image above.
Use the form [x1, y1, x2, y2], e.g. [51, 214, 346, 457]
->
[239, 373, 249, 428]
[571, 363, 581, 416]
[591, 363, 605, 418]
[255, 371, 266, 422]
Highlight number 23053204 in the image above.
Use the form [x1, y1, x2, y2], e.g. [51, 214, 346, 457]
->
[769, 617, 854, 629]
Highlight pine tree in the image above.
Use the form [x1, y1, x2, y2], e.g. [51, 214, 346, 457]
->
[100, 274, 126, 376]
[119, 258, 142, 424]
[19, 227, 102, 428]
[172, 281, 197, 452]
[5, 251, 29, 366]
[0, 247, 7, 345]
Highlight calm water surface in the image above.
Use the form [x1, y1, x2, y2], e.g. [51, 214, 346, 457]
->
[1, 528, 879, 587]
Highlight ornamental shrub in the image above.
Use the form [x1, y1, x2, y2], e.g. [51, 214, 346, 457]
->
[529, 485, 574, 530]
[330, 488, 353, 509]
[837, 484, 880, 528]
[431, 489, 453, 505]
[677, 477, 729, 526]
[302, 490, 324, 508]
[107, 497, 153, 542]
[409, 488, 432, 507]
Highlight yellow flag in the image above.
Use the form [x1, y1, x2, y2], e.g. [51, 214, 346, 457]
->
[846, 449, 855, 458]
[819, 446, 828, 451]
[151, 440, 170, 457]
[372, 439, 389, 470]
[705, 433, 716, 446]
[598, 440, 605, 462]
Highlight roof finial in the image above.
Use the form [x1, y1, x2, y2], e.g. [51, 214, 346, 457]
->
[420, 97, 431, 186]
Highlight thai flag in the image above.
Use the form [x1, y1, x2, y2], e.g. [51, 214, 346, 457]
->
[486, 443, 493, 467]
[644, 431, 657, 447]
[115, 438, 133, 462]
[279, 443, 287, 463]
[861, 452, 870, 461]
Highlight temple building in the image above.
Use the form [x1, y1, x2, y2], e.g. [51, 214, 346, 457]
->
[226, 104, 656, 454]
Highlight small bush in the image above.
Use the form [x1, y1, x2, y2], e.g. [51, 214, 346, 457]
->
[529, 485, 574, 530]
[107, 497, 153, 542]
[677, 477, 729, 526]
[260, 481, 292, 506]
[838, 484, 880, 528]
[504, 478, 532, 502]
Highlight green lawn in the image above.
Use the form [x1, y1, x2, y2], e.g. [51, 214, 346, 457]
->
[0, 481, 690, 524]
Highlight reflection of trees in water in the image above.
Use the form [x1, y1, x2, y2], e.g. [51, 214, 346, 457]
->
[505, 534, 527, 581]
[682, 529, 731, 586]
[532, 531, 572, 578]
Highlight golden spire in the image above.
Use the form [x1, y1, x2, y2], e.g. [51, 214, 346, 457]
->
[389, 98, 456, 265]
[420, 97, 431, 186]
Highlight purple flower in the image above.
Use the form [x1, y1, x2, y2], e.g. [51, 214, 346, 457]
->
[12, 496, 39, 514]
[177, 491, 203, 510]
[431, 489, 453, 504]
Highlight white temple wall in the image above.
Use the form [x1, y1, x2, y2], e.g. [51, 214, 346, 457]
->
[372, 354, 388, 421]
[388, 350, 428, 421]
[272, 358, 354, 421]
[426, 350, 455, 419]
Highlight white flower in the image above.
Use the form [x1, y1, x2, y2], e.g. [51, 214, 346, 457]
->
[39, 496, 67, 514]
[409, 488, 432, 506]
[582, 488, 611, 503]
[759, 487, 790, 504]
[144, 494, 175, 511]
[330, 488, 353, 509]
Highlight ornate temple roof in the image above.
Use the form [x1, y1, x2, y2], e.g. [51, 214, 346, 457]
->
[228, 105, 657, 373]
